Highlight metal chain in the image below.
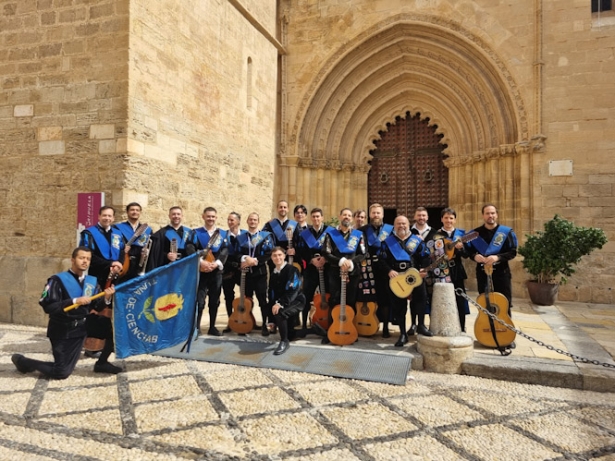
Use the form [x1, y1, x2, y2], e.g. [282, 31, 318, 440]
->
[455, 288, 615, 369]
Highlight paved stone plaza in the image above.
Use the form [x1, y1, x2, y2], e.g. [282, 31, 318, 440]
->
[1, 296, 615, 460]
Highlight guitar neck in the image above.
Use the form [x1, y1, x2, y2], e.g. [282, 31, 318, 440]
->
[126, 223, 148, 246]
[318, 267, 326, 294]
[340, 271, 347, 310]
[239, 270, 247, 305]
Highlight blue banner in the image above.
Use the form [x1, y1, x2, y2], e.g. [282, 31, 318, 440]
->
[112, 253, 199, 359]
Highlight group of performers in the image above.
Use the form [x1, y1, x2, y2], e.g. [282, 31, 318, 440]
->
[11, 200, 517, 377]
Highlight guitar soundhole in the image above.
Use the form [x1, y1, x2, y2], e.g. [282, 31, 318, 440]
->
[339, 315, 347, 322]
[405, 275, 416, 285]
[361, 306, 369, 315]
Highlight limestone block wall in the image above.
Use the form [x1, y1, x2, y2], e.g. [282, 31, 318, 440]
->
[0, 0, 130, 325]
[0, 0, 279, 326]
[537, 2, 615, 303]
[125, 0, 278, 227]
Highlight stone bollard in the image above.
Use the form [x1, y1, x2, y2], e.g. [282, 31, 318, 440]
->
[417, 282, 473, 373]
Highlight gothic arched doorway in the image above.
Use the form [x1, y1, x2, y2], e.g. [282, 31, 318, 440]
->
[368, 112, 448, 228]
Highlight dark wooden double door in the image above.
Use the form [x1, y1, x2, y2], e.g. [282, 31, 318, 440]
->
[368, 112, 448, 228]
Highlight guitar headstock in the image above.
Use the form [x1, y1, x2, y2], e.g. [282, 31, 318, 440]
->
[285, 226, 294, 242]
[483, 264, 494, 276]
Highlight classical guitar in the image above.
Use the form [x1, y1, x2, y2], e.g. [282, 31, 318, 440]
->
[442, 230, 479, 260]
[327, 270, 358, 345]
[311, 261, 330, 330]
[118, 223, 150, 278]
[353, 299, 378, 337]
[285, 227, 302, 273]
[389, 254, 447, 299]
[474, 264, 516, 348]
[229, 268, 255, 334]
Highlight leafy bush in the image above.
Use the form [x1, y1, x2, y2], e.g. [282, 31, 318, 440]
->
[518, 215, 607, 284]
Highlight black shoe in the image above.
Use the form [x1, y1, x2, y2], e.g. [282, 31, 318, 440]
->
[223, 327, 232, 333]
[407, 324, 417, 336]
[84, 350, 102, 359]
[417, 325, 433, 337]
[312, 323, 327, 337]
[208, 327, 223, 337]
[261, 325, 270, 337]
[94, 362, 122, 374]
[509, 341, 516, 349]
[11, 354, 34, 374]
[382, 330, 391, 339]
[394, 334, 408, 347]
[273, 340, 289, 355]
[321, 336, 330, 345]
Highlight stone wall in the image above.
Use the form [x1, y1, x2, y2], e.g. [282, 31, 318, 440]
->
[0, 0, 279, 325]
[279, 0, 615, 303]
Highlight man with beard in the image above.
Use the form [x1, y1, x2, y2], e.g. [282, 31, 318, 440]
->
[11, 247, 118, 378]
[234, 212, 275, 335]
[186, 207, 229, 336]
[221, 211, 246, 333]
[466, 204, 517, 316]
[79, 206, 124, 361]
[148, 206, 192, 269]
[359, 203, 394, 338]
[321, 208, 366, 344]
[296, 207, 331, 334]
[378, 215, 432, 346]
[114, 202, 152, 280]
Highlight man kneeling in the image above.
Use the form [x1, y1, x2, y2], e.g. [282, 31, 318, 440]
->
[269, 247, 305, 355]
[11, 246, 121, 379]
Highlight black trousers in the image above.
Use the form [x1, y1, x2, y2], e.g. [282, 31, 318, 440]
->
[197, 271, 223, 330]
[222, 270, 239, 316]
[246, 272, 270, 325]
[21, 335, 86, 380]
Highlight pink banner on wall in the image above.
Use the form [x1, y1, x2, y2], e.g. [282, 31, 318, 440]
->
[77, 192, 105, 230]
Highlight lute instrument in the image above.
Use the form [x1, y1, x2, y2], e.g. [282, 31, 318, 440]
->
[84, 267, 116, 353]
[200, 229, 220, 271]
[118, 223, 150, 278]
[229, 268, 255, 334]
[389, 254, 447, 299]
[327, 270, 358, 345]
[442, 230, 479, 260]
[474, 264, 516, 348]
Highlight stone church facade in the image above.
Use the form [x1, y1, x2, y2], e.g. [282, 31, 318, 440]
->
[1, 0, 614, 326]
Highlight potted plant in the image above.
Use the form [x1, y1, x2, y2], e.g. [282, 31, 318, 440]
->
[518, 215, 607, 305]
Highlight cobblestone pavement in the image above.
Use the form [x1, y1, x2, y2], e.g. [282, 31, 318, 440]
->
[2, 308, 615, 461]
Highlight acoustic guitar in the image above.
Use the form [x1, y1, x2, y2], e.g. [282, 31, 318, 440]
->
[118, 223, 150, 279]
[474, 264, 516, 348]
[229, 268, 255, 334]
[327, 270, 358, 345]
[389, 254, 447, 299]
[200, 229, 220, 271]
[311, 262, 330, 330]
[442, 230, 479, 260]
[353, 299, 379, 337]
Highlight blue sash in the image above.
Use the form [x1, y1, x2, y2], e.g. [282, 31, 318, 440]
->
[86, 225, 122, 260]
[56, 272, 98, 298]
[195, 228, 227, 252]
[268, 219, 297, 242]
[227, 229, 247, 256]
[237, 231, 271, 252]
[301, 226, 329, 250]
[384, 234, 423, 261]
[165, 226, 190, 250]
[328, 229, 363, 255]
[366, 224, 393, 248]
[115, 222, 152, 247]
[470, 225, 513, 256]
